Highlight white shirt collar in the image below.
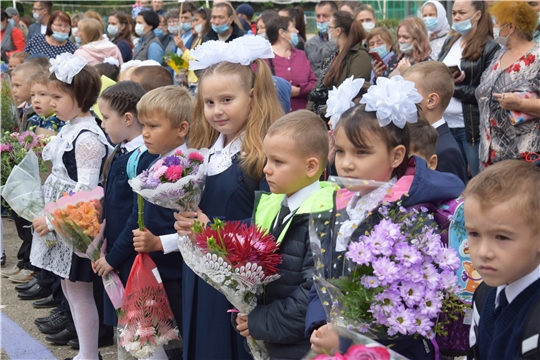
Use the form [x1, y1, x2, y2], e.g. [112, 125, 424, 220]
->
[122, 134, 145, 153]
[209, 133, 242, 158]
[161, 142, 188, 159]
[432, 118, 446, 129]
[283, 181, 321, 213]
[496, 264, 540, 307]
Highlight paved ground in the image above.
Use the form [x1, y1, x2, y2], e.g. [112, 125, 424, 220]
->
[1, 217, 117, 360]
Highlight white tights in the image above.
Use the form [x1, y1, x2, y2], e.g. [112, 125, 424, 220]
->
[61, 279, 99, 360]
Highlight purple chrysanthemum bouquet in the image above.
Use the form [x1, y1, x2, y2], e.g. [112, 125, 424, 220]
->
[309, 177, 461, 343]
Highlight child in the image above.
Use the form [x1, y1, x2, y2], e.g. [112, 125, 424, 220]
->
[402, 62, 468, 184]
[31, 54, 111, 360]
[306, 77, 465, 359]
[91, 81, 157, 328]
[130, 85, 193, 358]
[10, 61, 42, 129]
[465, 160, 540, 360]
[174, 53, 284, 358]
[8, 51, 29, 70]
[27, 70, 65, 133]
[130, 65, 173, 91]
[235, 110, 333, 358]
[408, 118, 438, 170]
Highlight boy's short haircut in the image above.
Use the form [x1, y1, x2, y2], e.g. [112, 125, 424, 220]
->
[29, 70, 50, 87]
[130, 66, 173, 92]
[462, 160, 540, 233]
[137, 85, 194, 128]
[24, 54, 50, 68]
[267, 110, 329, 170]
[11, 62, 45, 81]
[10, 52, 30, 62]
[402, 62, 455, 110]
[408, 118, 438, 161]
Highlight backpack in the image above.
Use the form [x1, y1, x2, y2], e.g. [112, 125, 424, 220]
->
[467, 281, 540, 360]
[125, 145, 148, 180]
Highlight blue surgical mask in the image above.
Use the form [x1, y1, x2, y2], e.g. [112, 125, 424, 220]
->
[371, 44, 389, 59]
[52, 31, 69, 41]
[451, 11, 479, 35]
[212, 19, 230, 34]
[423, 17, 438, 32]
[317, 22, 329, 34]
[75, 36, 82, 45]
[399, 42, 413, 53]
[181, 21, 192, 31]
[258, 32, 267, 39]
[290, 32, 299, 46]
[328, 29, 338, 45]
[8, 19, 15, 27]
[154, 28, 163, 37]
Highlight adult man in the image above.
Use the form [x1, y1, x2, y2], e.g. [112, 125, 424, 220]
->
[236, 3, 254, 32]
[152, 0, 165, 17]
[27, 1, 52, 41]
[202, 2, 245, 43]
[180, 2, 196, 49]
[304, 1, 338, 78]
[5, 7, 26, 38]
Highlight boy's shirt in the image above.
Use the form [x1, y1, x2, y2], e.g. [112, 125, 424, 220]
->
[27, 113, 65, 133]
[272, 181, 321, 230]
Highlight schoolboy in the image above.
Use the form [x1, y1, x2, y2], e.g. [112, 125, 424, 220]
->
[464, 160, 540, 360]
[10, 61, 42, 130]
[402, 62, 468, 184]
[130, 65, 174, 91]
[8, 51, 29, 70]
[408, 118, 438, 170]
[235, 110, 334, 359]
[27, 70, 65, 133]
[131, 85, 192, 354]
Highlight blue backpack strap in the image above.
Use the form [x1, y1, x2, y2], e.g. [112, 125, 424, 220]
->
[126, 145, 148, 180]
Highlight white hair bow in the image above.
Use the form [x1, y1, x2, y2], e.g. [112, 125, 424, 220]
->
[189, 36, 274, 70]
[359, 76, 423, 129]
[326, 76, 365, 130]
[49, 53, 88, 84]
[120, 60, 142, 73]
[103, 56, 120, 67]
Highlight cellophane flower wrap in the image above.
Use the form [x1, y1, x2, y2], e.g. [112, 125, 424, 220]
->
[1, 72, 19, 134]
[177, 219, 283, 360]
[306, 339, 397, 360]
[117, 252, 182, 359]
[43, 186, 105, 260]
[129, 148, 208, 212]
[309, 177, 461, 350]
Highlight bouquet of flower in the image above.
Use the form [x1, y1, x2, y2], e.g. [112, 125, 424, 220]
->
[164, 51, 189, 87]
[177, 219, 283, 360]
[129, 148, 207, 213]
[309, 177, 461, 343]
[117, 252, 182, 359]
[44, 186, 105, 260]
[1, 72, 19, 134]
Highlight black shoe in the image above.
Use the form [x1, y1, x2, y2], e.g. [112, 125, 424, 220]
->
[1, 251, 5, 266]
[38, 315, 69, 334]
[35, 310, 63, 326]
[33, 294, 60, 309]
[17, 283, 52, 300]
[15, 277, 38, 292]
[68, 335, 114, 349]
[45, 328, 77, 345]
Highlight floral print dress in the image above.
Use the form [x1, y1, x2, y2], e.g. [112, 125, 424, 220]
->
[476, 43, 540, 169]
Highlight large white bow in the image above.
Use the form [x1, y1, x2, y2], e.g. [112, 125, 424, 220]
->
[326, 76, 365, 130]
[49, 53, 88, 84]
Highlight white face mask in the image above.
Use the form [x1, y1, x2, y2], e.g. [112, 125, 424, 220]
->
[33, 12, 41, 20]
[107, 24, 119, 36]
[399, 42, 413, 53]
[135, 23, 145, 36]
[194, 23, 203, 34]
[362, 22, 375, 33]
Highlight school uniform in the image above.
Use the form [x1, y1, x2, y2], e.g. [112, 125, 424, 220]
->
[432, 118, 468, 184]
[102, 135, 157, 326]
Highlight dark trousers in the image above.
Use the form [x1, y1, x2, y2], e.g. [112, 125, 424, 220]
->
[13, 213, 33, 270]
[163, 279, 183, 360]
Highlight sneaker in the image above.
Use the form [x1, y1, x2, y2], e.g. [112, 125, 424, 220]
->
[9, 269, 36, 283]
[1, 265, 21, 278]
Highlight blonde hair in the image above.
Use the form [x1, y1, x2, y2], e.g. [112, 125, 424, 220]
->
[402, 61, 455, 109]
[10, 52, 30, 62]
[397, 17, 431, 63]
[462, 160, 540, 233]
[84, 10, 105, 32]
[491, 1, 538, 40]
[29, 70, 50, 87]
[137, 85, 194, 128]
[189, 59, 284, 179]
[267, 110, 329, 172]
[79, 18, 103, 44]
[366, 27, 394, 53]
[11, 62, 45, 81]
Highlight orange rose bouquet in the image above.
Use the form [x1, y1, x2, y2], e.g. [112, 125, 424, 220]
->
[44, 186, 105, 260]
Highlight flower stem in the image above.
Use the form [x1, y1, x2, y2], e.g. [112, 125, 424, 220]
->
[137, 194, 144, 231]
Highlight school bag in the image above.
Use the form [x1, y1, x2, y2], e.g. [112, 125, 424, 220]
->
[125, 144, 148, 180]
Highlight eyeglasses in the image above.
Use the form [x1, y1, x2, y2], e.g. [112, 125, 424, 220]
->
[32, 7, 44, 11]
[52, 23, 71, 30]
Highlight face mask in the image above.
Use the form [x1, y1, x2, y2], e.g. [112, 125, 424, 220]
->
[423, 17, 438, 32]
[538, 12, 540, 26]
[451, 11, 479, 35]
[289, 32, 299, 46]
[75, 36, 82, 45]
[258, 32, 267, 39]
[212, 21, 230, 35]
[154, 28, 163, 37]
[8, 19, 15, 27]
[362, 22, 375, 33]
[194, 23, 203, 34]
[181, 22, 192, 32]
[495, 23, 509, 47]
[33, 12, 41, 20]
[135, 23, 145, 36]
[52, 31, 69, 41]
[328, 29, 338, 45]
[107, 24, 119, 36]
[371, 44, 389, 59]
[317, 21, 330, 34]
[399, 42, 413, 53]
[168, 25, 179, 35]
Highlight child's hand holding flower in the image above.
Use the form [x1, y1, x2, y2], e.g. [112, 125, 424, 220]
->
[93, 256, 114, 277]
[32, 216, 50, 237]
[173, 209, 210, 238]
[310, 324, 340, 355]
[133, 228, 163, 252]
[235, 314, 250, 338]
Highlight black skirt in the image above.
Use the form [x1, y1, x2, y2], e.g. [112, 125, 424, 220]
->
[68, 253, 100, 282]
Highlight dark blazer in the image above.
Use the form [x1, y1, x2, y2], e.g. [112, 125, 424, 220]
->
[27, 22, 42, 42]
[436, 122, 468, 184]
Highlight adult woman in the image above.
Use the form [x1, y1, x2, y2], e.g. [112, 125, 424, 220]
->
[133, 10, 162, 63]
[476, 2, 540, 169]
[107, 11, 133, 63]
[307, 10, 371, 118]
[278, 7, 307, 50]
[366, 27, 394, 84]
[75, 18, 123, 66]
[191, 7, 211, 48]
[421, 0, 451, 59]
[439, 0, 498, 176]
[355, 4, 377, 35]
[70, 12, 84, 45]
[264, 16, 316, 111]
[24, 11, 77, 58]
[256, 10, 279, 38]
[379, 17, 432, 78]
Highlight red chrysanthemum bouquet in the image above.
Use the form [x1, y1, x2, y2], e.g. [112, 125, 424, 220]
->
[177, 219, 283, 360]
